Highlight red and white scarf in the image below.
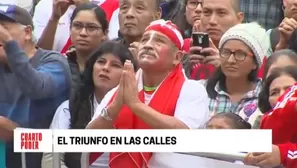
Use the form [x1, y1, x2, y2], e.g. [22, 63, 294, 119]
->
[89, 63, 186, 168]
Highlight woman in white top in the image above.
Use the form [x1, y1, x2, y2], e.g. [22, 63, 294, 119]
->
[41, 41, 137, 168]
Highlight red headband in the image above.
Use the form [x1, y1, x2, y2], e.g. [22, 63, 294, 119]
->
[145, 20, 184, 50]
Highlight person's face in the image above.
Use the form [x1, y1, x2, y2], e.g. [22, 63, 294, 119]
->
[185, 0, 202, 26]
[92, 53, 124, 91]
[206, 117, 233, 129]
[220, 40, 257, 78]
[137, 31, 181, 71]
[201, 0, 243, 43]
[267, 56, 297, 76]
[269, 74, 296, 108]
[119, 0, 160, 40]
[284, 0, 297, 19]
[0, 21, 31, 62]
[70, 10, 106, 52]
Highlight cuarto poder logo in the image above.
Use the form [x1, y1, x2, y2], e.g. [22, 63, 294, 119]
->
[21, 132, 42, 150]
[14, 129, 52, 153]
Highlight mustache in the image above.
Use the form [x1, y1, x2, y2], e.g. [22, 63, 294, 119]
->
[139, 49, 156, 57]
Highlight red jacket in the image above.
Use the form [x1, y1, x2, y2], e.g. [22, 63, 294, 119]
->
[260, 84, 297, 168]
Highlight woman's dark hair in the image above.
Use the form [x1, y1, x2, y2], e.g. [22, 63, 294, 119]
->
[262, 49, 297, 79]
[70, 41, 137, 129]
[65, 41, 137, 168]
[206, 57, 258, 99]
[70, 2, 108, 33]
[163, 0, 192, 38]
[208, 113, 252, 129]
[258, 66, 297, 114]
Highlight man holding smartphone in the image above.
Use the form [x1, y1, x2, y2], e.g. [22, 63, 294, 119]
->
[186, 0, 244, 80]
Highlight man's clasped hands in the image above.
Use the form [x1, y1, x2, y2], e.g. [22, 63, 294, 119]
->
[110, 60, 141, 111]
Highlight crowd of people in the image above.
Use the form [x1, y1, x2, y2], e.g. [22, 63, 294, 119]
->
[0, 0, 296, 168]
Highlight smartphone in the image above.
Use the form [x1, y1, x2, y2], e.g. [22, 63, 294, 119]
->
[192, 32, 209, 56]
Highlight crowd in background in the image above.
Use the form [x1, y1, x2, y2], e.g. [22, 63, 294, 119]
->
[0, 0, 296, 168]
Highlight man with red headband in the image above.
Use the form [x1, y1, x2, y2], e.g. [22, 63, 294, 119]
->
[86, 19, 209, 168]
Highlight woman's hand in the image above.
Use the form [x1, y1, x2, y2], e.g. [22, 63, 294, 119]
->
[244, 145, 281, 167]
[51, 0, 71, 20]
[276, 18, 297, 51]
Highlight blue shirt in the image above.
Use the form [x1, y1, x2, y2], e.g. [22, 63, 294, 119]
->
[0, 41, 71, 167]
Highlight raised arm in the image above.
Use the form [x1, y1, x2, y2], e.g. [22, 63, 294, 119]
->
[4, 40, 71, 99]
[34, 0, 71, 50]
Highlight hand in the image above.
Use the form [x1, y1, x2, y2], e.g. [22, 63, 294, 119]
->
[244, 145, 281, 167]
[113, 71, 124, 107]
[192, 20, 202, 33]
[129, 42, 139, 61]
[0, 116, 18, 141]
[276, 18, 297, 50]
[51, 0, 72, 20]
[0, 24, 12, 44]
[122, 60, 140, 107]
[107, 71, 124, 120]
[188, 38, 220, 67]
[201, 39, 220, 67]
[188, 46, 204, 64]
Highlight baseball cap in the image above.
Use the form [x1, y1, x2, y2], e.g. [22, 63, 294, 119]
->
[0, 4, 33, 27]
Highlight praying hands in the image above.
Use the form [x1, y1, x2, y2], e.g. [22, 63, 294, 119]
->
[112, 60, 141, 109]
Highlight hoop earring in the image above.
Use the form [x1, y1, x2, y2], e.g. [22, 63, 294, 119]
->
[282, 5, 285, 11]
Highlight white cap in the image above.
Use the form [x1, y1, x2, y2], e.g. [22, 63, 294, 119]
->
[219, 22, 269, 66]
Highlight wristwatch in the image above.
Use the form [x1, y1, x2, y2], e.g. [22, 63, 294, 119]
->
[100, 107, 112, 121]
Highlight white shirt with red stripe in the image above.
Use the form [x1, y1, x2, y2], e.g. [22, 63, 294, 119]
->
[89, 79, 210, 168]
[33, 0, 119, 52]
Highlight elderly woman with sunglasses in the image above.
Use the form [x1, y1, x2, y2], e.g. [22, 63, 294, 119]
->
[203, 22, 269, 122]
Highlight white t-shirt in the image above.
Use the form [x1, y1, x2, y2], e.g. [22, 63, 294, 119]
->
[50, 97, 99, 129]
[50, 98, 110, 167]
[89, 79, 210, 168]
[33, 0, 119, 52]
[50, 100, 71, 129]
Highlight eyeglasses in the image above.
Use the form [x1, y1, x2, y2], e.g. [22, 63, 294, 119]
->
[71, 22, 102, 35]
[186, 0, 202, 10]
[219, 49, 253, 62]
